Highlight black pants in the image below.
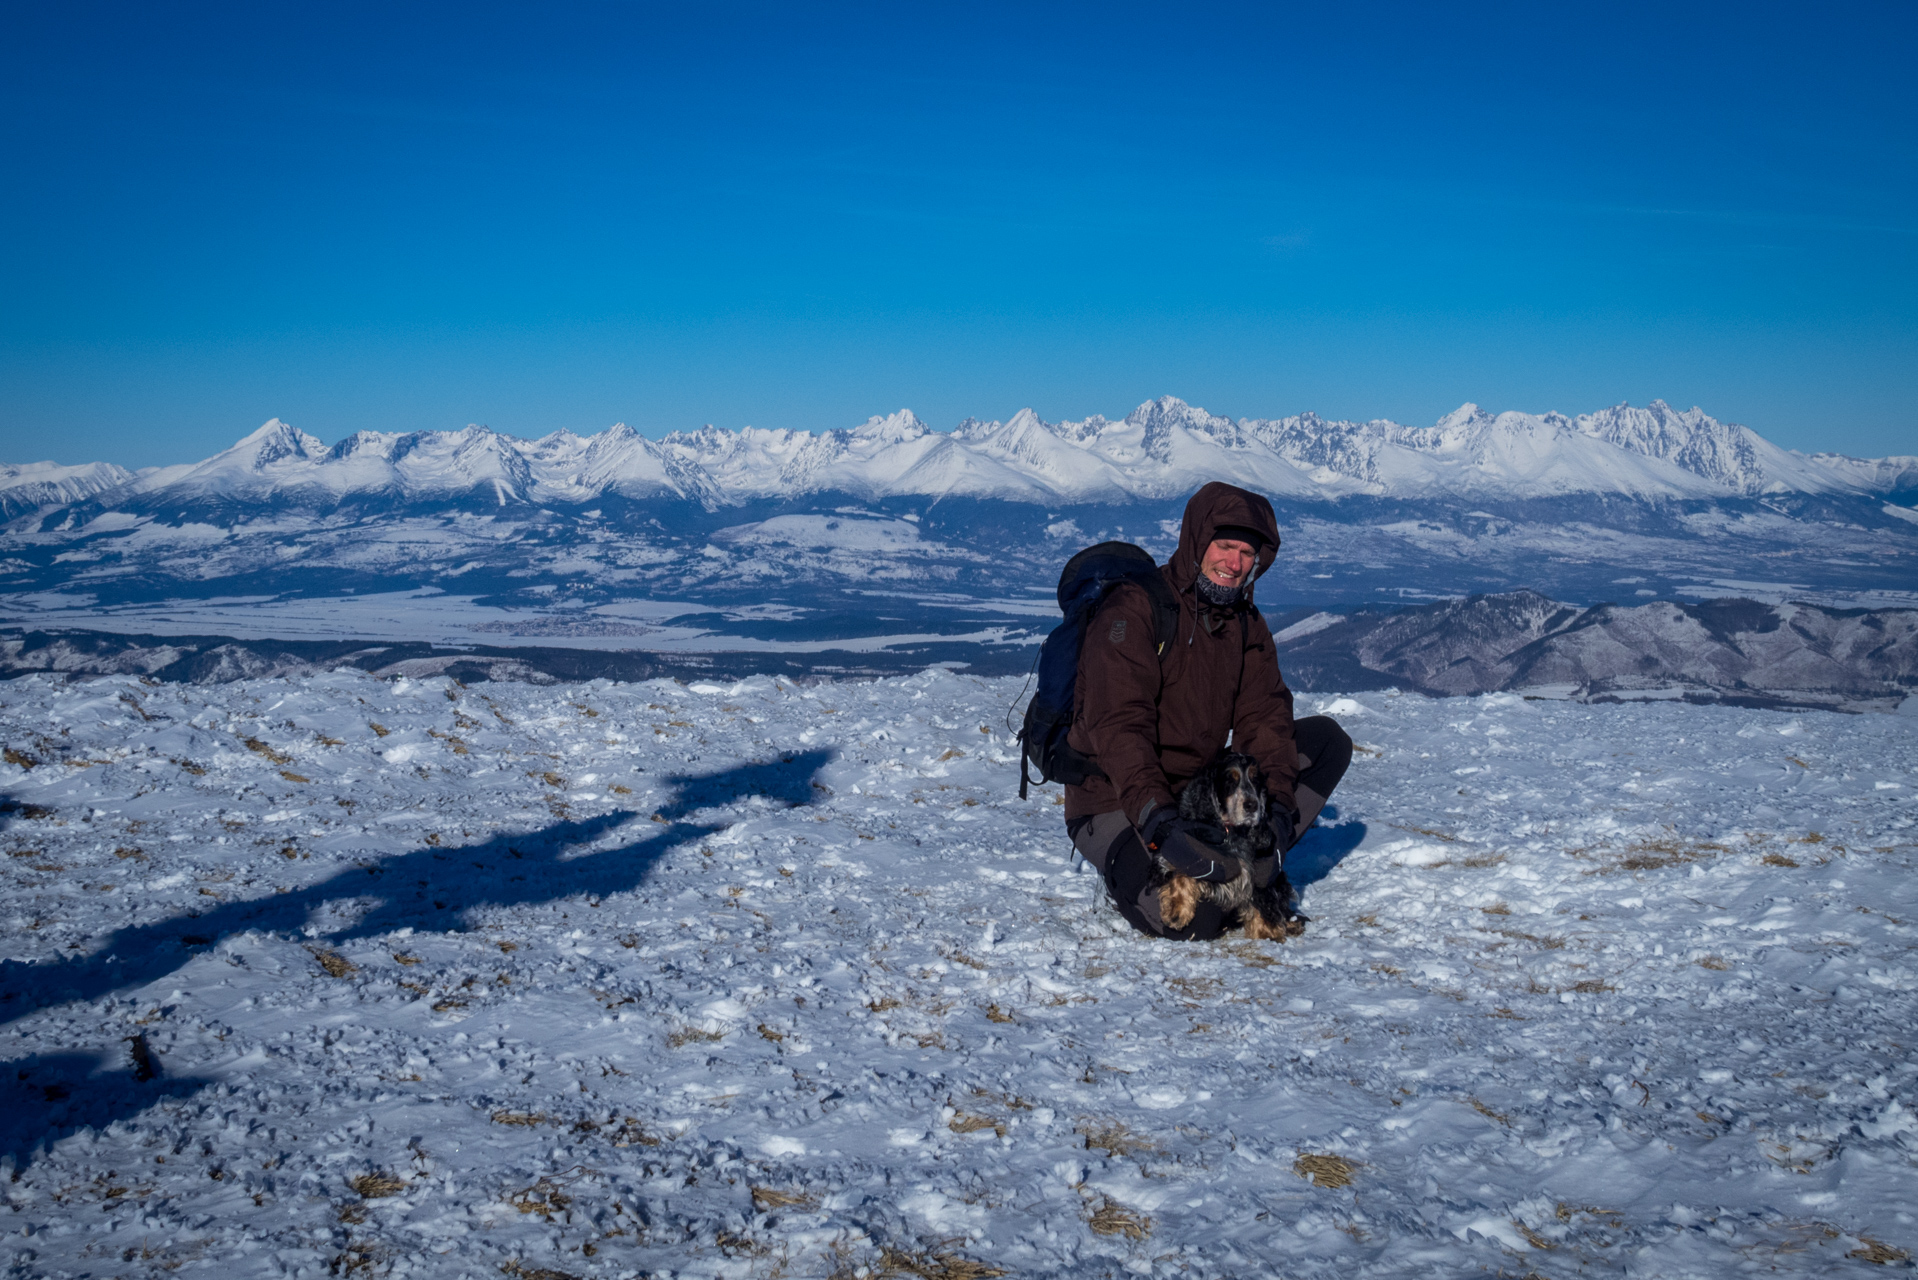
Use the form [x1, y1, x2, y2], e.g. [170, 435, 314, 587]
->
[1066, 715, 1353, 940]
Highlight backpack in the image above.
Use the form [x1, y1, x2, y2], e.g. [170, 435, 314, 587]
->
[1017, 541, 1181, 799]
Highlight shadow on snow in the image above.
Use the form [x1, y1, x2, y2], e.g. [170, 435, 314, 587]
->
[1284, 803, 1367, 900]
[0, 750, 833, 1171]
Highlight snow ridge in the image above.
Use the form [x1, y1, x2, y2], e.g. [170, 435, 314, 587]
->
[12, 399, 1916, 518]
[0, 459, 137, 517]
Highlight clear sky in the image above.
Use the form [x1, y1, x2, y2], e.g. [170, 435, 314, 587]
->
[3, 0, 1913, 468]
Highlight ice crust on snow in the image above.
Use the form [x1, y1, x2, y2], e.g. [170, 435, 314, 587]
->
[2, 670, 1915, 1276]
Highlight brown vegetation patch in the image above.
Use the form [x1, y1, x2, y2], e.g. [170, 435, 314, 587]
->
[1076, 1119, 1155, 1158]
[948, 1111, 1005, 1138]
[349, 1172, 404, 1198]
[1762, 853, 1800, 868]
[1086, 1196, 1151, 1240]
[1576, 835, 1730, 875]
[750, 1185, 819, 1211]
[500, 1263, 579, 1280]
[1293, 1153, 1356, 1189]
[1468, 1097, 1512, 1126]
[1390, 823, 1461, 843]
[1848, 1237, 1911, 1265]
[311, 949, 357, 978]
[668, 1025, 724, 1048]
[241, 736, 293, 765]
[875, 1245, 1007, 1279]
[509, 1177, 573, 1221]
[1696, 955, 1732, 970]
[1486, 928, 1566, 950]
[491, 1111, 550, 1127]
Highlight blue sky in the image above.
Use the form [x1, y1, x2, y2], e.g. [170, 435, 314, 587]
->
[2, 0, 1913, 467]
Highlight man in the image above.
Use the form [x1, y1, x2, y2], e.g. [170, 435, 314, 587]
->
[1064, 481, 1352, 940]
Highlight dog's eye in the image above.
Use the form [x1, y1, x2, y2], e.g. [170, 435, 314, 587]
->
[1227, 769, 1240, 784]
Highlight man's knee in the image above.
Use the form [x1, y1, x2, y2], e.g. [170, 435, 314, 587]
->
[1294, 715, 1353, 799]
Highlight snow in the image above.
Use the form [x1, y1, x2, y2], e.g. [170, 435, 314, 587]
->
[17, 399, 1915, 522]
[3, 671, 1916, 1276]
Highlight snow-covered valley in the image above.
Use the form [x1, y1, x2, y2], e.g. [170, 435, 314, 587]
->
[3, 670, 1915, 1277]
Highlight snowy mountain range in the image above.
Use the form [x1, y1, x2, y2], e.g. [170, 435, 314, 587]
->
[4, 396, 1916, 692]
[8, 396, 1916, 520]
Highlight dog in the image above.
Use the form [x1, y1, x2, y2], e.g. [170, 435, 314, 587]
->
[1152, 752, 1304, 941]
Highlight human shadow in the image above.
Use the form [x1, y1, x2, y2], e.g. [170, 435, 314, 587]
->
[0, 750, 834, 1030]
[1284, 804, 1368, 899]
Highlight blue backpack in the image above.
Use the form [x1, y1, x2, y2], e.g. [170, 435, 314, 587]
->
[1017, 541, 1181, 799]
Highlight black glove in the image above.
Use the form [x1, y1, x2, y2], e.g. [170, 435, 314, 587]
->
[1139, 805, 1243, 884]
[1264, 803, 1298, 855]
[1249, 852, 1282, 890]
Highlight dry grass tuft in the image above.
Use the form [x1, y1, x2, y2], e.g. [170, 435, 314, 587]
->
[1086, 1196, 1152, 1240]
[311, 949, 357, 978]
[241, 736, 293, 765]
[1696, 955, 1732, 971]
[1293, 1153, 1356, 1189]
[1226, 940, 1282, 967]
[1762, 853, 1800, 868]
[1568, 979, 1617, 995]
[1076, 1119, 1156, 1158]
[606, 1118, 662, 1147]
[509, 1177, 574, 1221]
[500, 1264, 580, 1280]
[1513, 1220, 1555, 1250]
[668, 1025, 724, 1048]
[1165, 975, 1222, 1003]
[1468, 1097, 1512, 1126]
[1391, 823, 1461, 843]
[751, 1185, 819, 1211]
[983, 1003, 1015, 1023]
[490, 1111, 550, 1127]
[948, 1111, 1005, 1138]
[876, 1245, 1007, 1279]
[349, 1172, 404, 1198]
[1848, 1236, 1911, 1265]
[1487, 928, 1566, 950]
[1480, 902, 1512, 915]
[1578, 835, 1729, 874]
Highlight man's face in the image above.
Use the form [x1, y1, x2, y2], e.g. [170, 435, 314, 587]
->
[1200, 537, 1258, 588]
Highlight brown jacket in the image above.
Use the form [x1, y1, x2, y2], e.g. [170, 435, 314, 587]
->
[1063, 482, 1299, 825]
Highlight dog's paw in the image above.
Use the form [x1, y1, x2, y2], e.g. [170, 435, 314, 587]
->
[1159, 875, 1201, 929]
[1243, 910, 1289, 942]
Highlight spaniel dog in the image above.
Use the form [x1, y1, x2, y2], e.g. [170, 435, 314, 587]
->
[1155, 752, 1303, 941]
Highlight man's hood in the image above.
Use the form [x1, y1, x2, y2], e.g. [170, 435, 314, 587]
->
[1170, 481, 1281, 596]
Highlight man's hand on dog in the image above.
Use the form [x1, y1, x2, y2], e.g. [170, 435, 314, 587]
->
[1263, 803, 1297, 855]
[1139, 806, 1243, 884]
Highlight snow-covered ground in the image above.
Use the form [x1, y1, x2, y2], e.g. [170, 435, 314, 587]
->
[2, 670, 1915, 1277]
